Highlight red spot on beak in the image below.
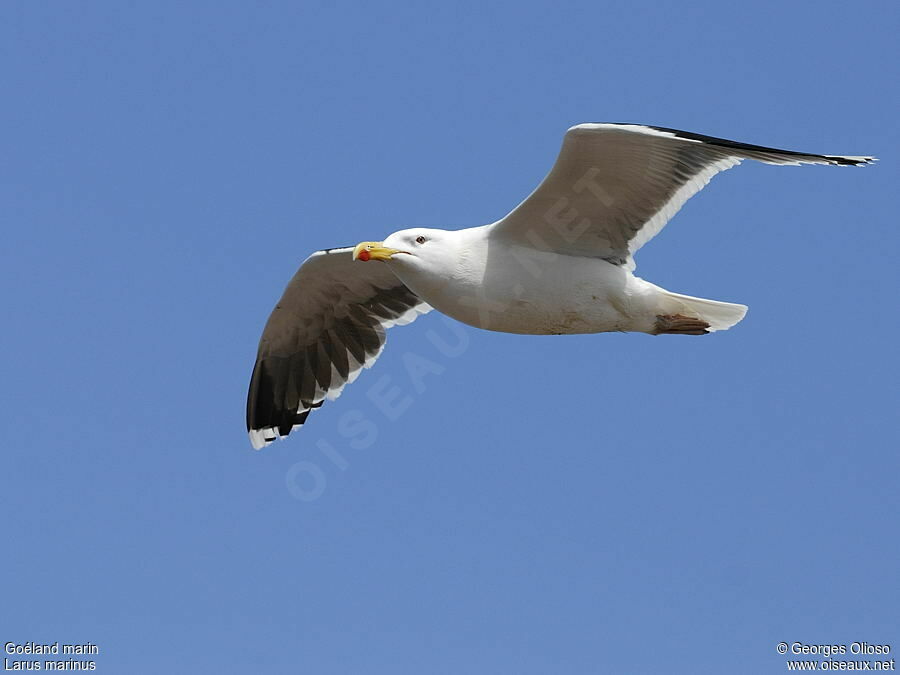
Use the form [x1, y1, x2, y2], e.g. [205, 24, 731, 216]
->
[357, 250, 371, 261]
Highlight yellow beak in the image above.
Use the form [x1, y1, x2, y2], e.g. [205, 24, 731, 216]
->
[352, 241, 401, 262]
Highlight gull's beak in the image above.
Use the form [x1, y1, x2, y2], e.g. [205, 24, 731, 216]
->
[352, 241, 401, 262]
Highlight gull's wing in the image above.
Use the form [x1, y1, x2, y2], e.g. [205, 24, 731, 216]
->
[490, 123, 875, 268]
[247, 247, 431, 449]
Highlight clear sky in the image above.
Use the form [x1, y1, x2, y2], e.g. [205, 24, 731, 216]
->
[2, 2, 898, 673]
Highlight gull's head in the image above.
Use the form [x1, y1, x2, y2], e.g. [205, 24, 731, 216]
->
[352, 228, 453, 268]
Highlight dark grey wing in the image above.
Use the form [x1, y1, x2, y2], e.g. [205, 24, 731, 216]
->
[490, 123, 875, 269]
[247, 247, 431, 449]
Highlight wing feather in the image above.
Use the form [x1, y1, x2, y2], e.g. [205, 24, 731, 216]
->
[247, 247, 431, 449]
[490, 123, 874, 270]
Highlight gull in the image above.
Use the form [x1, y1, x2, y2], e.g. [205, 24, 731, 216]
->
[246, 123, 874, 449]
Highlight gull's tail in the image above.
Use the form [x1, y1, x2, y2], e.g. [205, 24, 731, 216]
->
[656, 289, 748, 333]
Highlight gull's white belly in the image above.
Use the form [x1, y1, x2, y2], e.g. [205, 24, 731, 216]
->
[394, 246, 658, 335]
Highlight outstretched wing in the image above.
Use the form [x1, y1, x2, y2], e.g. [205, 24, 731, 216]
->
[490, 123, 875, 269]
[247, 247, 431, 449]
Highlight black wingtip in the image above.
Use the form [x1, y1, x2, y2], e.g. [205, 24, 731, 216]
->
[247, 356, 327, 444]
[608, 123, 877, 167]
[824, 155, 877, 167]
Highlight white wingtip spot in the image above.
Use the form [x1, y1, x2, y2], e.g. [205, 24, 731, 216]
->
[249, 428, 276, 450]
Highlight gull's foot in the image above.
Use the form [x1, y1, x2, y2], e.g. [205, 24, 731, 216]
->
[653, 314, 710, 335]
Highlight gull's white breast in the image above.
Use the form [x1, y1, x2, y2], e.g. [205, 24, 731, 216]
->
[391, 233, 658, 335]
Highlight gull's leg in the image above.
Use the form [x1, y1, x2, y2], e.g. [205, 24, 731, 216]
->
[652, 314, 710, 335]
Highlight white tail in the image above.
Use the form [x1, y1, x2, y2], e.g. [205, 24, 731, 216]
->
[658, 289, 748, 332]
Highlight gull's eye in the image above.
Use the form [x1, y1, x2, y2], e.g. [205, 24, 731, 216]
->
[415, 235, 426, 244]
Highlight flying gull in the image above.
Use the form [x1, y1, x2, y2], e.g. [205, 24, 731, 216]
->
[247, 123, 874, 449]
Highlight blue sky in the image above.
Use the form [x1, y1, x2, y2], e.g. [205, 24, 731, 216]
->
[2, 2, 897, 673]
